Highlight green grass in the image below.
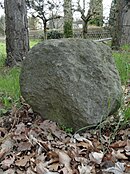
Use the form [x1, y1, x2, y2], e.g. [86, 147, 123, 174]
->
[124, 107, 130, 120]
[113, 50, 130, 85]
[0, 68, 20, 97]
[0, 39, 41, 111]
[0, 68, 20, 109]
[30, 39, 42, 48]
[0, 41, 6, 67]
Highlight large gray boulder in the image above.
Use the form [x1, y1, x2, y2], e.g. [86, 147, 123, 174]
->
[20, 38, 122, 131]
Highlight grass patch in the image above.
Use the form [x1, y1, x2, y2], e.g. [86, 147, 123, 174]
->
[124, 107, 130, 120]
[113, 51, 130, 85]
[30, 39, 42, 48]
[0, 68, 20, 110]
[0, 41, 6, 67]
[0, 39, 41, 112]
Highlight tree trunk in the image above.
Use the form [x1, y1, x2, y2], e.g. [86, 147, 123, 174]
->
[63, 0, 73, 38]
[120, 2, 130, 45]
[82, 21, 88, 39]
[111, 0, 123, 49]
[4, 0, 29, 66]
[43, 21, 47, 40]
[111, 0, 130, 49]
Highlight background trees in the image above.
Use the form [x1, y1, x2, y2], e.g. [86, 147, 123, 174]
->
[26, 0, 62, 40]
[74, 0, 103, 38]
[4, 0, 29, 66]
[28, 16, 39, 30]
[3, 0, 130, 67]
[2, 0, 106, 66]
[26, 0, 104, 39]
[109, 0, 116, 27]
[89, 0, 103, 26]
[63, 0, 73, 38]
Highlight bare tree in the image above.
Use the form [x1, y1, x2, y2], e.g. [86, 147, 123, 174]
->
[74, 0, 103, 38]
[64, 0, 73, 38]
[4, 0, 29, 67]
[74, 0, 93, 38]
[26, 0, 62, 40]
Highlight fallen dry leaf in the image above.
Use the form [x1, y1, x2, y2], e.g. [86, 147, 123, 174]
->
[26, 167, 36, 174]
[36, 162, 59, 174]
[58, 150, 71, 167]
[48, 162, 59, 171]
[125, 139, 130, 157]
[89, 151, 104, 164]
[15, 123, 26, 135]
[0, 138, 14, 159]
[75, 156, 89, 165]
[110, 140, 127, 148]
[77, 141, 93, 149]
[78, 163, 93, 174]
[102, 162, 126, 174]
[58, 150, 72, 173]
[17, 141, 32, 151]
[15, 155, 30, 167]
[112, 149, 128, 160]
[125, 163, 130, 173]
[1, 168, 15, 174]
[74, 134, 93, 146]
[1, 155, 15, 169]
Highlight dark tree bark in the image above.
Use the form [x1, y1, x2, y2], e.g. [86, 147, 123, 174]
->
[120, 1, 130, 45]
[111, 0, 130, 49]
[4, 0, 29, 66]
[82, 20, 88, 39]
[111, 0, 123, 49]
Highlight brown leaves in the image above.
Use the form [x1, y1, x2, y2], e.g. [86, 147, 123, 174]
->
[89, 152, 104, 164]
[0, 103, 130, 174]
[110, 140, 127, 148]
[0, 138, 14, 159]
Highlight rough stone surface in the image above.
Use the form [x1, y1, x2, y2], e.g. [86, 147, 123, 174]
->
[20, 38, 122, 131]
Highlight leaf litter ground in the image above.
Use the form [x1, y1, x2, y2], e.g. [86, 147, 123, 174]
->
[0, 83, 130, 174]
